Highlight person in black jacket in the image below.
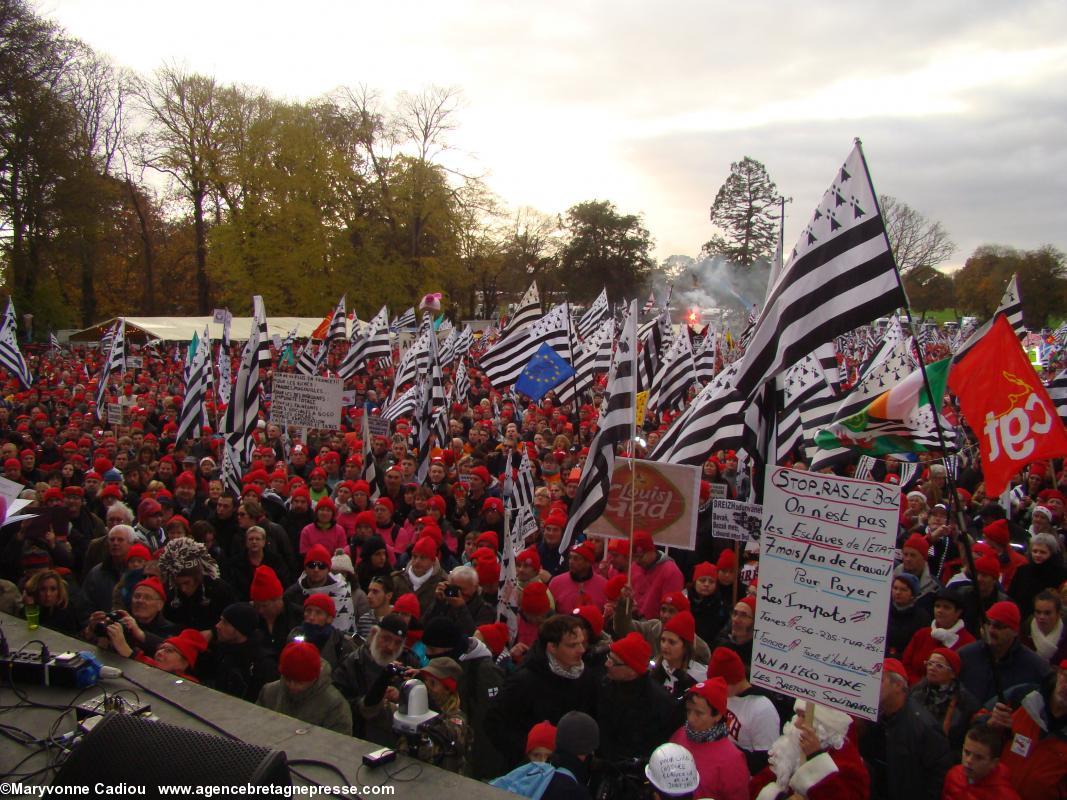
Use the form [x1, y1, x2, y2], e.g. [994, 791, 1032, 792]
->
[485, 614, 599, 769]
[197, 602, 278, 701]
[157, 538, 236, 631]
[542, 711, 599, 800]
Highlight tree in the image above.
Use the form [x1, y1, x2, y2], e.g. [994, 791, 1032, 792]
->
[902, 265, 955, 316]
[557, 200, 653, 303]
[702, 156, 779, 268]
[953, 244, 1067, 328]
[880, 195, 954, 273]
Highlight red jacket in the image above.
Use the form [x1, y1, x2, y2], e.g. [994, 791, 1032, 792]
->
[902, 624, 976, 684]
[751, 736, 869, 800]
[941, 763, 1019, 800]
[1000, 692, 1067, 800]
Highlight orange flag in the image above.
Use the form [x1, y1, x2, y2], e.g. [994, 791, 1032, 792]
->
[310, 312, 333, 341]
[948, 315, 1067, 495]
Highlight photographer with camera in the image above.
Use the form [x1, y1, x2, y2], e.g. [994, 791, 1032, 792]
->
[88, 576, 176, 657]
[423, 564, 496, 635]
[395, 657, 470, 774]
[333, 613, 419, 743]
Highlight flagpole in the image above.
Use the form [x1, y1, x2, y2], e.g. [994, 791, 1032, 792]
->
[628, 304, 638, 592]
[856, 137, 1003, 702]
[565, 302, 582, 407]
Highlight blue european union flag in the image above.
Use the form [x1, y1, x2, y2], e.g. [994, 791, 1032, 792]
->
[515, 343, 576, 401]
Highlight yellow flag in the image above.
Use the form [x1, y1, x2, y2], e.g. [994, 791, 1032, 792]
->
[635, 390, 649, 427]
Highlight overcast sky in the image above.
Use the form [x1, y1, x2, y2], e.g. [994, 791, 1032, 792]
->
[37, 0, 1067, 268]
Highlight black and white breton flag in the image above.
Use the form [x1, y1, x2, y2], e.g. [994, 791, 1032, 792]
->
[49, 331, 60, 352]
[437, 327, 457, 369]
[513, 446, 536, 510]
[326, 295, 347, 344]
[363, 306, 392, 363]
[361, 412, 381, 499]
[481, 303, 571, 389]
[503, 282, 541, 337]
[694, 333, 717, 383]
[641, 290, 657, 314]
[94, 318, 126, 417]
[394, 307, 416, 332]
[252, 295, 270, 373]
[220, 439, 244, 499]
[854, 455, 877, 482]
[0, 301, 32, 389]
[648, 328, 696, 413]
[382, 384, 418, 421]
[337, 323, 367, 381]
[453, 358, 471, 405]
[649, 362, 748, 466]
[454, 325, 474, 360]
[557, 318, 614, 405]
[577, 289, 610, 341]
[222, 313, 262, 464]
[176, 328, 211, 444]
[391, 328, 431, 396]
[561, 300, 638, 552]
[216, 343, 232, 407]
[1000, 274, 1025, 340]
[728, 142, 906, 402]
[99, 322, 116, 356]
[1049, 369, 1067, 427]
[296, 340, 325, 376]
[637, 312, 669, 393]
[774, 353, 835, 464]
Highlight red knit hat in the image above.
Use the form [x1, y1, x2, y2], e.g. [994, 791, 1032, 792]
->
[470, 466, 491, 485]
[393, 593, 421, 619]
[983, 519, 1010, 548]
[374, 496, 394, 513]
[304, 593, 336, 619]
[354, 510, 376, 529]
[164, 629, 208, 668]
[476, 622, 509, 657]
[279, 641, 322, 682]
[974, 555, 1001, 578]
[572, 605, 604, 638]
[692, 562, 718, 581]
[688, 677, 729, 716]
[525, 721, 557, 755]
[304, 544, 332, 566]
[517, 548, 542, 570]
[661, 591, 691, 613]
[126, 544, 152, 563]
[482, 497, 504, 514]
[475, 557, 500, 587]
[902, 533, 929, 555]
[610, 631, 652, 675]
[250, 566, 284, 601]
[315, 496, 336, 514]
[545, 509, 567, 528]
[987, 601, 1021, 632]
[708, 646, 746, 684]
[663, 610, 696, 644]
[716, 550, 737, 570]
[930, 647, 962, 676]
[412, 537, 438, 558]
[883, 658, 908, 682]
[134, 576, 167, 603]
[738, 595, 757, 614]
[521, 582, 551, 616]
[476, 530, 500, 550]
[569, 541, 597, 565]
[632, 530, 655, 554]
[604, 574, 628, 602]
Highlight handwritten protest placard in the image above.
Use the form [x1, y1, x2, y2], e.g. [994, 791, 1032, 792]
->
[106, 403, 125, 426]
[711, 499, 762, 541]
[750, 467, 899, 721]
[586, 459, 700, 549]
[270, 372, 343, 430]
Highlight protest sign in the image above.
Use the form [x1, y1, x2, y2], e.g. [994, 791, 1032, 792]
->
[635, 391, 649, 427]
[366, 416, 391, 439]
[709, 483, 728, 500]
[341, 390, 356, 406]
[270, 372, 343, 430]
[126, 356, 143, 369]
[750, 467, 899, 722]
[711, 499, 762, 541]
[587, 459, 700, 549]
[106, 403, 125, 426]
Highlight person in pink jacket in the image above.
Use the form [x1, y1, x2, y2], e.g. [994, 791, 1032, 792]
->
[298, 497, 347, 555]
[549, 540, 608, 613]
[669, 677, 749, 800]
[629, 530, 685, 620]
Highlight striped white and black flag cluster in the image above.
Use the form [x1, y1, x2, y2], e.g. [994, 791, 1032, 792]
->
[326, 295, 347, 344]
[382, 384, 418, 421]
[252, 295, 270, 372]
[453, 358, 471, 404]
[361, 411, 381, 499]
[393, 307, 416, 332]
[176, 327, 212, 444]
[637, 312, 669, 392]
[49, 331, 61, 352]
[774, 353, 835, 464]
[693, 333, 717, 383]
[727, 142, 906, 402]
[556, 318, 613, 405]
[1049, 369, 1067, 427]
[222, 304, 263, 463]
[480, 301, 571, 389]
[478, 282, 541, 387]
[648, 328, 696, 413]
[391, 328, 431, 397]
[296, 340, 324, 376]
[561, 300, 638, 553]
[94, 318, 126, 417]
[0, 301, 32, 389]
[577, 288, 610, 340]
[364, 306, 393, 362]
[414, 311, 447, 483]
[220, 439, 244, 499]
[650, 362, 749, 466]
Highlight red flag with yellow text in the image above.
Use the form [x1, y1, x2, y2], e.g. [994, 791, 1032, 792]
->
[948, 315, 1067, 495]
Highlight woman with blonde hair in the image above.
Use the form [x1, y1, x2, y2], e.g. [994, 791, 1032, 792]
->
[21, 569, 79, 634]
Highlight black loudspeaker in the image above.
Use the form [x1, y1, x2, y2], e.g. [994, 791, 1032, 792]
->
[53, 713, 291, 789]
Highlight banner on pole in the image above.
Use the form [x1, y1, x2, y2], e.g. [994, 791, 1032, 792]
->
[366, 416, 391, 439]
[270, 372, 343, 430]
[586, 459, 700, 549]
[750, 467, 899, 722]
[711, 499, 762, 541]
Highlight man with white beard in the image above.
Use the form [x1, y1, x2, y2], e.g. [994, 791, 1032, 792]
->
[332, 614, 417, 744]
[751, 700, 869, 800]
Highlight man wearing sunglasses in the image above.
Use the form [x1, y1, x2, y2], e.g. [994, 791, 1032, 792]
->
[282, 544, 357, 637]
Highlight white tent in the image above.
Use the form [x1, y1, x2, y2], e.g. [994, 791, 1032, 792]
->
[67, 316, 353, 344]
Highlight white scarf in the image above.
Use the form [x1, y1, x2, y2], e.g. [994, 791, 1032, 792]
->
[929, 618, 965, 648]
[1031, 617, 1063, 662]
[406, 563, 434, 592]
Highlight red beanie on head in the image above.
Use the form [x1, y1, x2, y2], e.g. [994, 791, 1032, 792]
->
[708, 646, 746, 684]
[521, 582, 551, 616]
[983, 519, 1010, 548]
[632, 530, 655, 554]
[987, 600, 1021, 632]
[164, 629, 207, 668]
[664, 610, 696, 643]
[974, 555, 1001, 578]
[572, 605, 604, 639]
[610, 632, 652, 675]
[279, 641, 322, 682]
[304, 544, 332, 566]
[930, 646, 962, 676]
[738, 595, 756, 614]
[902, 533, 929, 555]
[134, 576, 167, 603]
[477, 622, 509, 657]
[304, 592, 336, 619]
[661, 591, 690, 613]
[412, 537, 438, 559]
[126, 544, 152, 563]
[393, 593, 421, 619]
[688, 677, 729, 716]
[570, 541, 597, 565]
[250, 566, 283, 601]
[526, 721, 557, 755]
[475, 557, 500, 587]
[545, 509, 568, 529]
[517, 547, 542, 570]
[716, 550, 737, 570]
[604, 574, 628, 602]
[693, 562, 718, 581]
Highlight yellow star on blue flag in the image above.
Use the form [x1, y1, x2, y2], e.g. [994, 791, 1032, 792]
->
[515, 343, 576, 401]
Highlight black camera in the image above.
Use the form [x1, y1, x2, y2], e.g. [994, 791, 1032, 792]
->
[93, 611, 123, 638]
[384, 662, 409, 678]
[444, 585, 460, 598]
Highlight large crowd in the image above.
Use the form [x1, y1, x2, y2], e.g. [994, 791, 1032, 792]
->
[2, 336, 1067, 800]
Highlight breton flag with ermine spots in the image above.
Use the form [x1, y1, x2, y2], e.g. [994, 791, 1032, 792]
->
[361, 411, 381, 499]
[481, 303, 571, 389]
[362, 306, 393, 364]
[727, 142, 906, 402]
[648, 327, 697, 413]
[452, 357, 471, 405]
[955, 273, 1027, 363]
[1049, 368, 1067, 428]
[221, 310, 262, 464]
[561, 300, 638, 553]
[94, 318, 125, 418]
[577, 288, 610, 341]
[176, 327, 211, 445]
[252, 296, 270, 373]
[0, 300, 32, 389]
[556, 318, 613, 405]
[326, 295, 347, 344]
